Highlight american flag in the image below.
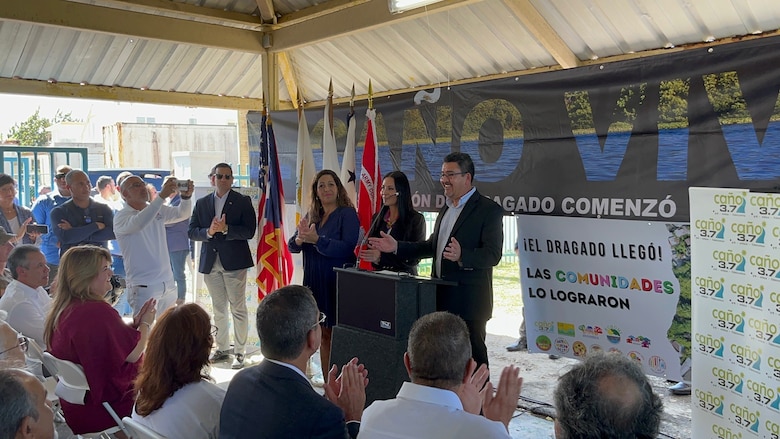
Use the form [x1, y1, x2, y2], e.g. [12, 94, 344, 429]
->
[256, 111, 293, 298]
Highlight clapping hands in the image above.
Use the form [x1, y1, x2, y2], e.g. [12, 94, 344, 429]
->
[323, 357, 369, 422]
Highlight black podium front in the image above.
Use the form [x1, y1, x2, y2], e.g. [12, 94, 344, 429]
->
[329, 268, 447, 405]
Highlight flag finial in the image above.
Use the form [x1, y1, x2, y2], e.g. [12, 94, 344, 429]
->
[368, 79, 373, 110]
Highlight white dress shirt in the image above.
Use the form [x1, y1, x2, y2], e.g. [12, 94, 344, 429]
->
[359, 381, 511, 439]
[0, 280, 52, 347]
[435, 186, 476, 276]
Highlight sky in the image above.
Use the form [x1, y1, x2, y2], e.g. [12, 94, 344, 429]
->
[0, 93, 238, 140]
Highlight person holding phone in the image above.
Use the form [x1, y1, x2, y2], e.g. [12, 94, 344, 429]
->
[0, 173, 39, 245]
[115, 175, 193, 317]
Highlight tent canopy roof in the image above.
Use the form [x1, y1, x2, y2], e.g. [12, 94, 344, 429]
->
[2, 0, 778, 110]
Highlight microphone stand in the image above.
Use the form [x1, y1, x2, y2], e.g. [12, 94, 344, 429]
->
[357, 205, 388, 270]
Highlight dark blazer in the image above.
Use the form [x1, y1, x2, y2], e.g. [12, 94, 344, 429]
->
[396, 189, 503, 321]
[219, 360, 359, 439]
[188, 189, 256, 273]
[370, 210, 426, 274]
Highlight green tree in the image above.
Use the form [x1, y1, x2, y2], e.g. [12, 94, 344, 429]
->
[6, 109, 78, 146]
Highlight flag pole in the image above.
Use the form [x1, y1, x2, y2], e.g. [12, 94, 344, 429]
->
[328, 78, 334, 133]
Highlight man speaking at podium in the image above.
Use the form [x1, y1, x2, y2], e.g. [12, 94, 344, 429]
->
[369, 152, 503, 367]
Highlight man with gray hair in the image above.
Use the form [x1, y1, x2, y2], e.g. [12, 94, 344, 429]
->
[553, 352, 663, 439]
[360, 311, 522, 438]
[219, 285, 368, 438]
[0, 245, 51, 347]
[0, 368, 56, 439]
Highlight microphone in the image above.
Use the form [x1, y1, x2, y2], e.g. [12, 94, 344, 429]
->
[357, 205, 388, 269]
[360, 205, 388, 248]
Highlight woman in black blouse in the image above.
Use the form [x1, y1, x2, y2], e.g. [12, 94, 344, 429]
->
[360, 171, 425, 274]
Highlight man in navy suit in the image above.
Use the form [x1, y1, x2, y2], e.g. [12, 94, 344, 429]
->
[219, 285, 368, 439]
[369, 152, 504, 368]
[189, 163, 256, 369]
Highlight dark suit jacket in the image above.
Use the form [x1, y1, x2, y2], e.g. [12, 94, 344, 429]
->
[370, 210, 426, 274]
[219, 360, 359, 439]
[188, 189, 256, 273]
[396, 189, 503, 321]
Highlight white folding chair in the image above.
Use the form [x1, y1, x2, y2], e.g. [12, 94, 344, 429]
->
[121, 417, 168, 439]
[42, 352, 129, 438]
[24, 339, 64, 423]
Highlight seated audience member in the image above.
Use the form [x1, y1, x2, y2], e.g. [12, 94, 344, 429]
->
[0, 368, 55, 439]
[219, 285, 368, 439]
[360, 311, 522, 438]
[553, 352, 663, 439]
[0, 246, 51, 348]
[0, 314, 26, 367]
[0, 228, 16, 297]
[44, 245, 156, 435]
[132, 303, 225, 438]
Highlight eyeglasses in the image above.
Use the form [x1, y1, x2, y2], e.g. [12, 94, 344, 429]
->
[54, 174, 67, 179]
[210, 325, 218, 337]
[439, 171, 466, 180]
[213, 173, 233, 180]
[0, 335, 28, 356]
[312, 311, 326, 328]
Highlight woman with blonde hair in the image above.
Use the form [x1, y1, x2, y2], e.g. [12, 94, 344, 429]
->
[44, 245, 156, 435]
[288, 169, 359, 370]
[132, 303, 225, 438]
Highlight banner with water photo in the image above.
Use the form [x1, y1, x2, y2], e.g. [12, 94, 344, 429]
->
[517, 215, 686, 380]
[252, 34, 780, 225]
[689, 187, 780, 439]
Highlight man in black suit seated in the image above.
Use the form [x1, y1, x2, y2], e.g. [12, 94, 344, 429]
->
[219, 285, 368, 439]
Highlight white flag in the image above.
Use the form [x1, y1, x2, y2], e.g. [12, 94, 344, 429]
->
[322, 89, 340, 173]
[340, 110, 357, 206]
[296, 107, 316, 223]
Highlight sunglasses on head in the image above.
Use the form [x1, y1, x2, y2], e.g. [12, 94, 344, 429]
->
[213, 173, 233, 180]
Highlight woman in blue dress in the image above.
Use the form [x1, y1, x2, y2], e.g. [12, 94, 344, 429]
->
[288, 169, 359, 370]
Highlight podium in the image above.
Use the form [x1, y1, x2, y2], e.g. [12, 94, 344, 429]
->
[330, 268, 450, 405]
